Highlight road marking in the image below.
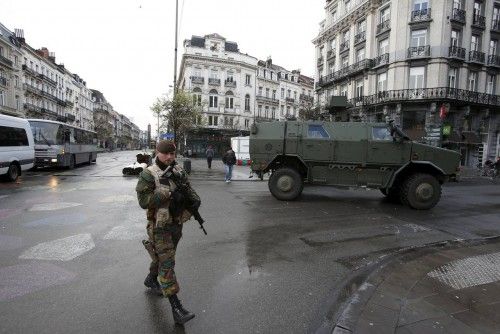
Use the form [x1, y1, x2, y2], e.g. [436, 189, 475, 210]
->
[428, 251, 500, 290]
[0, 263, 76, 302]
[29, 202, 82, 211]
[19, 234, 95, 261]
[99, 195, 135, 203]
[403, 223, 432, 232]
[103, 224, 145, 240]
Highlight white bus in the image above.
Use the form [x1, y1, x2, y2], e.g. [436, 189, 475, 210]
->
[28, 119, 98, 169]
[0, 114, 35, 181]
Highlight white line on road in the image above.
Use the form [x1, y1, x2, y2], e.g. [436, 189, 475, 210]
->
[19, 234, 95, 261]
[103, 224, 145, 240]
[428, 251, 500, 290]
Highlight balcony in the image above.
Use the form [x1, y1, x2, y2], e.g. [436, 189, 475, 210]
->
[317, 57, 324, 66]
[39, 74, 57, 87]
[41, 108, 58, 117]
[224, 80, 236, 88]
[373, 53, 389, 67]
[410, 8, 432, 23]
[42, 90, 57, 101]
[66, 113, 76, 122]
[448, 46, 466, 60]
[334, 59, 373, 83]
[407, 45, 431, 59]
[24, 83, 43, 96]
[256, 95, 279, 105]
[0, 77, 7, 87]
[0, 54, 13, 67]
[488, 54, 500, 67]
[354, 31, 366, 45]
[339, 41, 349, 53]
[208, 78, 221, 86]
[451, 8, 466, 24]
[65, 99, 74, 108]
[469, 50, 485, 64]
[472, 14, 486, 29]
[347, 87, 500, 108]
[299, 94, 314, 103]
[285, 97, 295, 104]
[56, 98, 66, 106]
[327, 49, 336, 60]
[492, 19, 500, 33]
[190, 76, 204, 84]
[24, 103, 42, 114]
[376, 20, 391, 35]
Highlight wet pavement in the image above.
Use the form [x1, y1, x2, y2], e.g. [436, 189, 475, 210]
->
[0, 151, 499, 333]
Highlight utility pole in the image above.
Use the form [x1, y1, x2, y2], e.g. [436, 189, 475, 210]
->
[173, 0, 179, 95]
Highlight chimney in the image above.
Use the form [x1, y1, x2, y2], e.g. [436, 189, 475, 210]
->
[266, 56, 272, 67]
[49, 51, 56, 63]
[14, 29, 25, 44]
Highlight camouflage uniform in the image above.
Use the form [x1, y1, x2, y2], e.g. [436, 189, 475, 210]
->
[136, 161, 192, 297]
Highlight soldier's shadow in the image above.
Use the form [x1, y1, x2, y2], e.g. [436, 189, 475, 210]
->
[145, 291, 186, 333]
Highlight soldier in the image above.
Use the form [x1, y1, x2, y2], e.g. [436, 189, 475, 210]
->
[136, 140, 196, 325]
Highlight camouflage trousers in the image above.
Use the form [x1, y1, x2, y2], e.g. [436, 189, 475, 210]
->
[146, 222, 183, 297]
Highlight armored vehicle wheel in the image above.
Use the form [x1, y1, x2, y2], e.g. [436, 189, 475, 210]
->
[268, 167, 303, 201]
[401, 173, 441, 210]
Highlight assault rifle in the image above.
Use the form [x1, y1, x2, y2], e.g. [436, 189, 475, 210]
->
[161, 161, 207, 235]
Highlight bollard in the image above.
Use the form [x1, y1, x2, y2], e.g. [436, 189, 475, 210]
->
[183, 158, 192, 174]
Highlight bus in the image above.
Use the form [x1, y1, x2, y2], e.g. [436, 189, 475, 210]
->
[28, 119, 98, 169]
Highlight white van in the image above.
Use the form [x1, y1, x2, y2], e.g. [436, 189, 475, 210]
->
[0, 114, 35, 181]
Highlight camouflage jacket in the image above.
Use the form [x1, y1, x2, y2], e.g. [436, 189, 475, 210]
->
[136, 162, 192, 226]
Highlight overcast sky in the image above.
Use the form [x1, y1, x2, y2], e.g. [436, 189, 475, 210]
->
[1, 0, 323, 132]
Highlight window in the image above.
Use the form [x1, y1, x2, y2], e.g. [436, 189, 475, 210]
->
[272, 107, 276, 119]
[413, 0, 429, 12]
[411, 29, 427, 47]
[281, 88, 285, 98]
[265, 88, 269, 97]
[357, 20, 366, 33]
[453, 0, 461, 10]
[372, 127, 392, 141]
[258, 105, 262, 117]
[258, 87, 263, 96]
[378, 38, 389, 55]
[245, 74, 251, 85]
[340, 84, 348, 97]
[451, 30, 460, 47]
[342, 30, 350, 43]
[330, 38, 336, 51]
[308, 125, 330, 138]
[294, 91, 297, 100]
[487, 74, 496, 94]
[468, 71, 478, 91]
[494, 6, 500, 23]
[286, 106, 291, 115]
[272, 90, 276, 100]
[0, 126, 29, 146]
[244, 119, 250, 128]
[409, 67, 425, 89]
[356, 48, 365, 62]
[226, 71, 234, 82]
[380, 6, 390, 23]
[490, 40, 498, 56]
[329, 61, 335, 74]
[341, 55, 349, 69]
[192, 87, 202, 106]
[265, 106, 269, 118]
[209, 89, 218, 108]
[377, 72, 387, 92]
[281, 105, 284, 116]
[208, 116, 218, 126]
[225, 92, 234, 109]
[287, 89, 291, 98]
[471, 35, 480, 52]
[355, 79, 364, 98]
[0, 90, 4, 106]
[448, 68, 458, 88]
[474, 1, 482, 16]
[245, 94, 250, 111]
[210, 69, 218, 79]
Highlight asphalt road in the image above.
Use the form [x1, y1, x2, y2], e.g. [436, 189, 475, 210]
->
[0, 151, 499, 334]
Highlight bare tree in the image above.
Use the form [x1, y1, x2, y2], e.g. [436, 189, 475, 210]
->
[150, 90, 203, 148]
[298, 101, 322, 121]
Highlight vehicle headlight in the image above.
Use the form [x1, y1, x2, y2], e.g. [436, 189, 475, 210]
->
[51, 158, 58, 163]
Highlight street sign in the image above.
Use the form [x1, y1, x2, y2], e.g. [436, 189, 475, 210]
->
[160, 133, 175, 140]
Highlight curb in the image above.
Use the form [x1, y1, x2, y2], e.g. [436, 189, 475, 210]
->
[316, 235, 500, 334]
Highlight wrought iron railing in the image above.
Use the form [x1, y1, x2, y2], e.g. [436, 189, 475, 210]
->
[347, 87, 500, 107]
[318, 59, 373, 86]
[24, 103, 42, 113]
[190, 76, 204, 84]
[410, 8, 431, 22]
[224, 80, 236, 88]
[376, 20, 390, 35]
[24, 83, 43, 96]
[327, 49, 336, 59]
[22, 64, 37, 77]
[286, 97, 295, 103]
[373, 53, 389, 67]
[208, 78, 221, 85]
[255, 95, 279, 104]
[317, 57, 324, 65]
[472, 14, 486, 28]
[0, 54, 13, 66]
[354, 31, 366, 45]
[451, 8, 466, 24]
[469, 50, 485, 63]
[0, 77, 7, 86]
[449, 46, 466, 59]
[407, 45, 431, 59]
[488, 54, 500, 67]
[39, 74, 57, 87]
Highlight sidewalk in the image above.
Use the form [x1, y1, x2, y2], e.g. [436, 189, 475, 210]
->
[333, 238, 500, 333]
[181, 157, 267, 181]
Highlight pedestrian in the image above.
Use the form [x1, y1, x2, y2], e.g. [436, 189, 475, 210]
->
[493, 157, 500, 179]
[222, 146, 236, 183]
[205, 145, 214, 169]
[135, 140, 197, 325]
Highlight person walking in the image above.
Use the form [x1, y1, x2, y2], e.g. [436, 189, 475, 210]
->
[135, 140, 198, 325]
[222, 146, 236, 183]
[492, 157, 500, 179]
[205, 145, 214, 169]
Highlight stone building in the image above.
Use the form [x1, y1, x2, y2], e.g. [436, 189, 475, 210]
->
[314, 0, 500, 166]
[178, 33, 314, 157]
[0, 23, 23, 117]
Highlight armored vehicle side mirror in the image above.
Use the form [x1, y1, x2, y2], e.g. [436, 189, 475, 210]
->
[250, 123, 258, 135]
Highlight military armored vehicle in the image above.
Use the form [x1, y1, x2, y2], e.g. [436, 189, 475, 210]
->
[249, 118, 460, 210]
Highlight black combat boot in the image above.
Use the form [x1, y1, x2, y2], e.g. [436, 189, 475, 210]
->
[168, 295, 195, 325]
[144, 273, 161, 291]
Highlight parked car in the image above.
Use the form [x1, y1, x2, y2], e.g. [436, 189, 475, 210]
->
[0, 114, 35, 181]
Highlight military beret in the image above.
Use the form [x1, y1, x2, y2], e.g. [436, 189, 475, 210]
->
[157, 140, 176, 154]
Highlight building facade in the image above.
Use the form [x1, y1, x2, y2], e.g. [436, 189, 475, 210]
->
[0, 23, 23, 117]
[314, 0, 500, 166]
[178, 33, 314, 157]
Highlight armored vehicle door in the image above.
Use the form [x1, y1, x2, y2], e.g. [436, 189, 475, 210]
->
[367, 125, 411, 165]
[301, 124, 333, 161]
[285, 122, 301, 155]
